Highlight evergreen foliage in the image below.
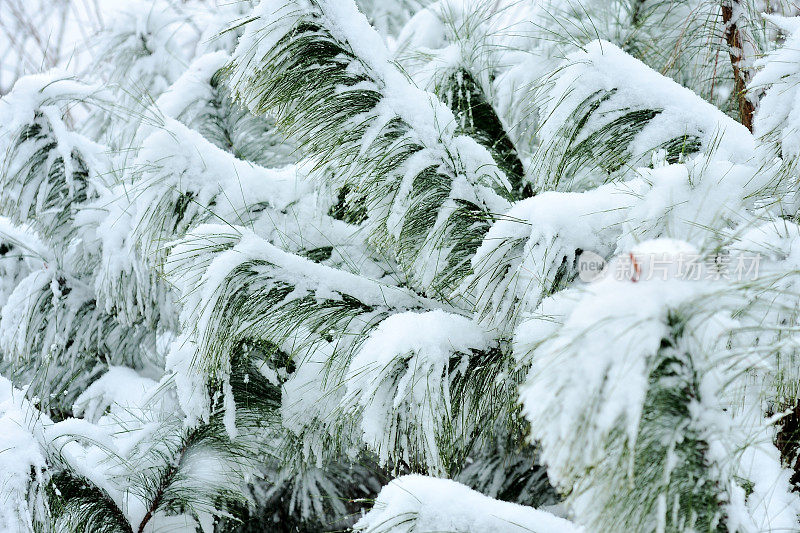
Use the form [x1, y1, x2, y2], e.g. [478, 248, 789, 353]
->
[3, 1, 800, 532]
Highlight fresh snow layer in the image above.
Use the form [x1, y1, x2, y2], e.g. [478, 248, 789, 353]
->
[342, 310, 492, 471]
[354, 474, 582, 533]
[518, 238, 800, 531]
[0, 376, 48, 533]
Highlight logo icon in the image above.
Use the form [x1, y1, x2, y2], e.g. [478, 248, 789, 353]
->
[577, 250, 607, 282]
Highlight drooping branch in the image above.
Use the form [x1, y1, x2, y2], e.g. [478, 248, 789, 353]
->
[228, 0, 513, 298]
[135, 440, 189, 533]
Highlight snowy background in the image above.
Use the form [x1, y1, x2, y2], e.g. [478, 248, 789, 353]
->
[0, 0, 106, 93]
[5, 1, 800, 532]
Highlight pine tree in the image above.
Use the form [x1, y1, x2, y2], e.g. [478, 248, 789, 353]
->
[4, 0, 800, 532]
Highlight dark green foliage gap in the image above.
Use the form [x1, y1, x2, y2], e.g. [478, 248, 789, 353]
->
[47, 471, 133, 533]
[438, 68, 527, 198]
[328, 185, 367, 225]
[777, 401, 800, 491]
[534, 88, 704, 192]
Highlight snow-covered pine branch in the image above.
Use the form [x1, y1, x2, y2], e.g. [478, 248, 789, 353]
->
[163, 224, 432, 428]
[0, 74, 109, 248]
[340, 310, 506, 474]
[0, 266, 156, 417]
[156, 51, 297, 169]
[517, 239, 800, 532]
[3, 1, 800, 531]
[88, 1, 200, 147]
[460, 41, 780, 335]
[228, 0, 512, 299]
[750, 14, 800, 180]
[355, 0, 425, 37]
[459, 178, 643, 333]
[0, 376, 50, 533]
[394, 0, 527, 196]
[127, 118, 303, 271]
[533, 40, 755, 192]
[0, 74, 158, 418]
[0, 218, 48, 309]
[42, 359, 278, 533]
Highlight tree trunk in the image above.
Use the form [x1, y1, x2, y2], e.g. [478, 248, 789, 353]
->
[721, 0, 755, 131]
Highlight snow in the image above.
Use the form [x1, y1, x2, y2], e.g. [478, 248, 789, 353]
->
[165, 335, 211, 428]
[617, 153, 780, 250]
[751, 15, 800, 161]
[536, 40, 756, 191]
[0, 70, 112, 254]
[73, 366, 158, 423]
[238, 0, 512, 192]
[3, 0, 800, 531]
[86, 0, 202, 147]
[129, 116, 306, 264]
[461, 178, 644, 333]
[517, 238, 800, 531]
[279, 345, 344, 451]
[169, 225, 429, 323]
[463, 146, 782, 336]
[91, 178, 175, 327]
[0, 270, 52, 360]
[354, 474, 583, 533]
[391, 0, 500, 97]
[230, 0, 513, 294]
[518, 241, 700, 469]
[394, 5, 448, 53]
[0, 71, 103, 133]
[0, 219, 49, 310]
[0, 71, 110, 181]
[342, 310, 492, 471]
[154, 51, 231, 122]
[95, 1, 198, 98]
[0, 376, 48, 533]
[165, 224, 436, 434]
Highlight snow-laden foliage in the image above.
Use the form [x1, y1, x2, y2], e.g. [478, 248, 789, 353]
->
[392, 0, 528, 195]
[356, 0, 427, 37]
[164, 224, 429, 426]
[0, 218, 47, 308]
[156, 51, 297, 169]
[751, 14, 800, 171]
[0, 376, 49, 533]
[341, 310, 497, 473]
[129, 118, 300, 268]
[88, 0, 200, 147]
[462, 148, 781, 335]
[0, 74, 109, 246]
[518, 241, 800, 531]
[228, 0, 512, 299]
[4, 0, 800, 532]
[460, 178, 643, 333]
[533, 40, 755, 193]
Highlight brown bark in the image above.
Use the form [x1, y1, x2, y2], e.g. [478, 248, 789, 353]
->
[721, 1, 755, 132]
